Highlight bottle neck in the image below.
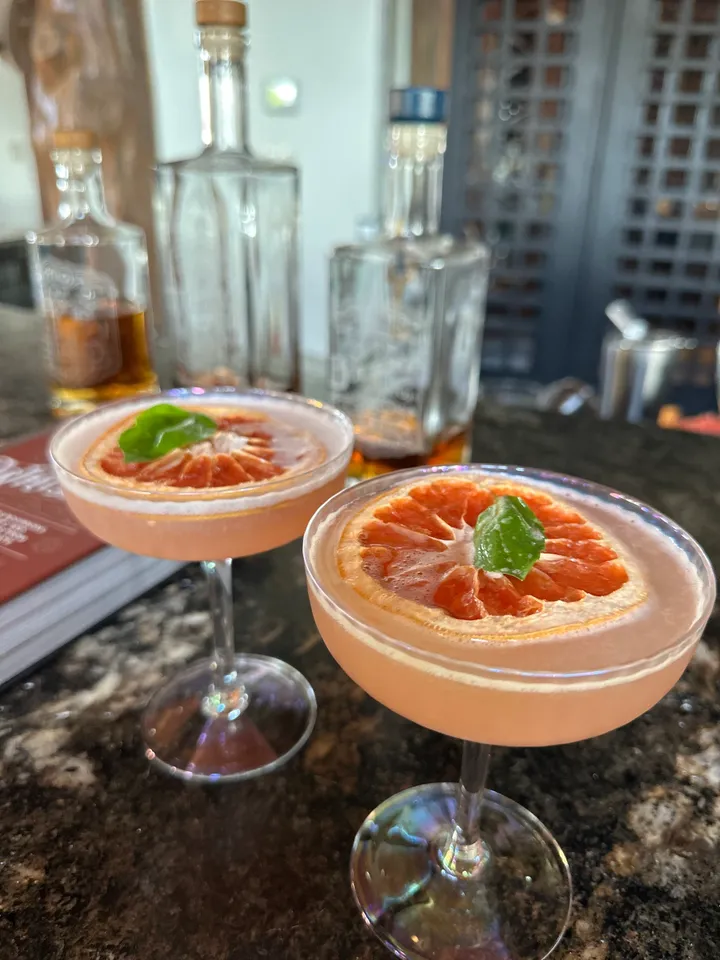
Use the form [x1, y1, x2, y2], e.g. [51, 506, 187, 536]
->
[197, 24, 249, 153]
[382, 122, 447, 239]
[52, 149, 111, 223]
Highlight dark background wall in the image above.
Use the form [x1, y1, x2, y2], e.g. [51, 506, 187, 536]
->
[442, 0, 720, 386]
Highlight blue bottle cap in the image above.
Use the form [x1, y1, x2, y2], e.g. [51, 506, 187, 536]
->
[389, 87, 448, 124]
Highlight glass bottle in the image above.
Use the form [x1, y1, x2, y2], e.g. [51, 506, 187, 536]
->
[329, 88, 490, 482]
[26, 130, 158, 417]
[159, 0, 300, 392]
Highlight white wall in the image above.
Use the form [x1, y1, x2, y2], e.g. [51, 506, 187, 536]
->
[0, 2, 387, 356]
[142, 0, 203, 162]
[0, 59, 42, 238]
[389, 0, 413, 87]
[143, 0, 387, 358]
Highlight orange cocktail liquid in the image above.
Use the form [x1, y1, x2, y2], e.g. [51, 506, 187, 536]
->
[54, 394, 349, 562]
[63, 475, 344, 561]
[307, 474, 705, 747]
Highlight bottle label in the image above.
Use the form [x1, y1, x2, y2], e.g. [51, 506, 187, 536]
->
[40, 258, 122, 388]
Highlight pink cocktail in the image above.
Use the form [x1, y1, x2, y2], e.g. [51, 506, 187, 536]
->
[303, 465, 715, 959]
[52, 389, 353, 782]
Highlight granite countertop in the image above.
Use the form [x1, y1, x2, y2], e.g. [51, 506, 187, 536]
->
[1, 306, 720, 959]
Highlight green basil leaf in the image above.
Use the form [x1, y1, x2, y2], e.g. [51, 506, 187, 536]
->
[473, 495, 545, 581]
[118, 403, 217, 463]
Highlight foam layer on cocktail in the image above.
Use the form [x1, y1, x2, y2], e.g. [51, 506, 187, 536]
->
[52, 392, 353, 561]
[305, 468, 713, 745]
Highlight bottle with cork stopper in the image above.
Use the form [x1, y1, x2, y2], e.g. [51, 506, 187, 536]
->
[26, 129, 158, 416]
[159, 0, 300, 392]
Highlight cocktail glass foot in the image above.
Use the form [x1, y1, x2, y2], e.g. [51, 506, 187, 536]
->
[142, 557, 316, 783]
[142, 653, 316, 782]
[351, 747, 571, 960]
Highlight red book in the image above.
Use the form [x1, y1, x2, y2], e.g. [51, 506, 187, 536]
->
[0, 430, 180, 686]
[0, 431, 102, 604]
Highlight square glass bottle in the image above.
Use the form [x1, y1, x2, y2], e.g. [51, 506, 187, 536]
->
[159, 0, 300, 392]
[329, 88, 489, 481]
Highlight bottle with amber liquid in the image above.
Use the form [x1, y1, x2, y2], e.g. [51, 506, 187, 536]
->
[330, 89, 489, 482]
[27, 130, 158, 417]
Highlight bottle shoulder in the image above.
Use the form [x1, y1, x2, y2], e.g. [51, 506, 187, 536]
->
[27, 216, 146, 248]
[163, 148, 299, 181]
[331, 234, 489, 269]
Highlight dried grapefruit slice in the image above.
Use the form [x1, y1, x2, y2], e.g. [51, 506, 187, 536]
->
[82, 407, 326, 491]
[337, 475, 645, 637]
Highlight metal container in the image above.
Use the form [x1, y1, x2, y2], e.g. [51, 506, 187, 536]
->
[599, 330, 696, 424]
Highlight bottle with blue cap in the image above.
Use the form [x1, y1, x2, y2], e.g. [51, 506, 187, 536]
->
[329, 87, 489, 481]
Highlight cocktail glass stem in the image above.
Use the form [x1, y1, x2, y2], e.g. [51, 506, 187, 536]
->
[439, 741, 492, 879]
[141, 551, 316, 781]
[201, 558, 249, 719]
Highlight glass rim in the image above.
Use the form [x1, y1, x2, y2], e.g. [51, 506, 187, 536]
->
[303, 463, 716, 682]
[49, 387, 355, 503]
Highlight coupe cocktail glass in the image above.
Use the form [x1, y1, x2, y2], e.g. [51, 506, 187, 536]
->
[303, 465, 715, 959]
[51, 389, 353, 783]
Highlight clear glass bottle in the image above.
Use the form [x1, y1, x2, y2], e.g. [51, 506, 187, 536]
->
[26, 130, 158, 417]
[329, 88, 490, 482]
[159, 0, 300, 392]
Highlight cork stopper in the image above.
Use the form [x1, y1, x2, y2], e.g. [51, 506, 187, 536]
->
[51, 129, 99, 150]
[196, 0, 247, 27]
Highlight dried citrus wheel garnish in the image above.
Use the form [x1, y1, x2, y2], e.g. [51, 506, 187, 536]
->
[82, 407, 327, 490]
[337, 476, 645, 634]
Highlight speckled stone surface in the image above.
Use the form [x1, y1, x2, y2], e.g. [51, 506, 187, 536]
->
[1, 307, 719, 959]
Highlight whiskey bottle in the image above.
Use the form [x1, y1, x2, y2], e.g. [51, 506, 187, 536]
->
[27, 130, 158, 417]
